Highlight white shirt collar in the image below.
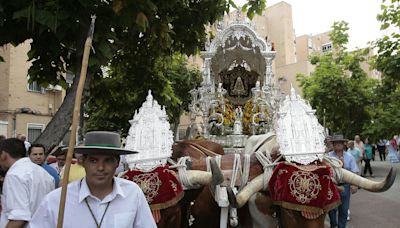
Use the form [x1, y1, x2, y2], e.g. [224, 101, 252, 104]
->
[8, 157, 31, 172]
[78, 177, 126, 203]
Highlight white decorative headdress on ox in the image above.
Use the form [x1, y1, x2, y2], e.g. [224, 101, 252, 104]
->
[124, 90, 174, 171]
[276, 86, 325, 165]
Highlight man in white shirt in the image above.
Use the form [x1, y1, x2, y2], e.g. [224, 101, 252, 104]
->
[30, 131, 156, 228]
[0, 138, 54, 228]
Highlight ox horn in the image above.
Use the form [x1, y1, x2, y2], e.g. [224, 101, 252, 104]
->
[227, 174, 264, 208]
[341, 167, 396, 192]
[186, 158, 224, 187]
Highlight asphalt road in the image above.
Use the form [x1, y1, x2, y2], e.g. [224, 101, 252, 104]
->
[325, 159, 400, 228]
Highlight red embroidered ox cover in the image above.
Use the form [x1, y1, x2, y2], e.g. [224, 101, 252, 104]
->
[268, 162, 340, 218]
[121, 165, 184, 210]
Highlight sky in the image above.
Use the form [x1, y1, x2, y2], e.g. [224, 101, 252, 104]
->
[234, 0, 387, 50]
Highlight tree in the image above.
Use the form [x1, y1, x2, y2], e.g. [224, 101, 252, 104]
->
[0, 0, 265, 149]
[374, 0, 400, 83]
[84, 53, 202, 137]
[0, 0, 119, 149]
[365, 0, 400, 141]
[298, 21, 377, 139]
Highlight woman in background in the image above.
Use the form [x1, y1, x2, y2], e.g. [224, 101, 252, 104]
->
[386, 135, 399, 163]
[363, 138, 374, 177]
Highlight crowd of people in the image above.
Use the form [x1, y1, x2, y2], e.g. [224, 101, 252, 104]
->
[326, 133, 400, 228]
[0, 132, 156, 228]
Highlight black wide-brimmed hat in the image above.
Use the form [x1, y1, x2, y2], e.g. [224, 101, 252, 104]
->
[329, 133, 348, 143]
[50, 145, 68, 156]
[62, 131, 138, 155]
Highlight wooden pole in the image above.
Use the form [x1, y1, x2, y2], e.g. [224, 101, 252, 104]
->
[56, 15, 96, 228]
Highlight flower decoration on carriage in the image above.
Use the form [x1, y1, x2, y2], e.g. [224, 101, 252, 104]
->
[209, 98, 235, 127]
[207, 83, 235, 135]
[242, 81, 270, 134]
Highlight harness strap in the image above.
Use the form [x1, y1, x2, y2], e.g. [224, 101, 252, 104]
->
[241, 154, 251, 190]
[169, 156, 199, 189]
[187, 142, 220, 157]
[255, 150, 282, 190]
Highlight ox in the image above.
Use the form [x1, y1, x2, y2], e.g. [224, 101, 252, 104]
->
[168, 134, 278, 228]
[176, 133, 396, 228]
[171, 139, 226, 228]
[226, 134, 397, 228]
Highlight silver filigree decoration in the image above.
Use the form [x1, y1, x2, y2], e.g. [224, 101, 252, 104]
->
[125, 90, 174, 171]
[277, 86, 325, 165]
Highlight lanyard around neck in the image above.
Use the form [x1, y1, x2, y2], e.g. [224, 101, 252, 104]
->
[84, 198, 111, 228]
[80, 179, 111, 228]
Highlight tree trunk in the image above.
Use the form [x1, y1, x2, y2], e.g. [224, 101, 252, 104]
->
[34, 73, 79, 149]
[34, 22, 92, 151]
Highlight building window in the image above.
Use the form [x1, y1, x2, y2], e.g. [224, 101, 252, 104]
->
[0, 121, 7, 137]
[178, 128, 187, 140]
[27, 81, 45, 93]
[27, 123, 45, 143]
[322, 43, 332, 53]
[308, 38, 313, 50]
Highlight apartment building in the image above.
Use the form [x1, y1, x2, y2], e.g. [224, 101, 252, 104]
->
[0, 41, 65, 142]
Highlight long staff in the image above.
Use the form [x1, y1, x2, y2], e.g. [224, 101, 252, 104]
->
[57, 15, 96, 228]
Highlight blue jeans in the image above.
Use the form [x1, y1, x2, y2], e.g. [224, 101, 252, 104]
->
[329, 184, 350, 228]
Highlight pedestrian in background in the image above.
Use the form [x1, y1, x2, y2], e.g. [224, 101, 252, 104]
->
[0, 138, 54, 228]
[28, 144, 60, 187]
[377, 139, 386, 161]
[386, 135, 399, 163]
[354, 135, 365, 159]
[49, 146, 67, 176]
[347, 141, 362, 175]
[328, 134, 359, 228]
[60, 152, 86, 183]
[363, 138, 374, 177]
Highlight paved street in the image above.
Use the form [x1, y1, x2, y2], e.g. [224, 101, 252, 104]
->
[325, 159, 400, 227]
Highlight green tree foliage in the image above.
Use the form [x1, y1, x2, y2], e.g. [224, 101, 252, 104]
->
[0, 0, 265, 147]
[375, 0, 400, 83]
[365, 0, 400, 141]
[85, 53, 202, 137]
[298, 21, 377, 139]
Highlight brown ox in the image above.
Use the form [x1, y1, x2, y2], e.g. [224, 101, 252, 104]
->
[170, 135, 281, 228]
[171, 140, 226, 228]
[178, 134, 396, 228]
[225, 134, 397, 228]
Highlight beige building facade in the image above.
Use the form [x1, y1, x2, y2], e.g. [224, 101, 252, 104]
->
[0, 41, 65, 142]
